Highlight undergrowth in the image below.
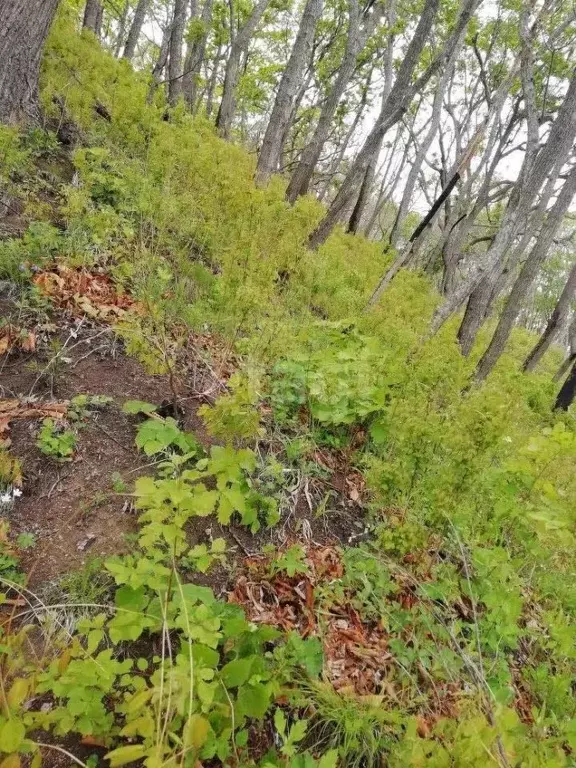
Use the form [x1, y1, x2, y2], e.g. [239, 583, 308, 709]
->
[0, 7, 575, 767]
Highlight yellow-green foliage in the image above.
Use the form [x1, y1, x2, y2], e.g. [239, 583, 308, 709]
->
[0, 9, 570, 766]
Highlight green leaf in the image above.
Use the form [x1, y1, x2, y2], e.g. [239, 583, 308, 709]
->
[318, 749, 339, 768]
[288, 719, 308, 744]
[0, 719, 25, 752]
[184, 714, 211, 749]
[274, 707, 287, 736]
[221, 657, 252, 687]
[122, 400, 157, 415]
[105, 744, 147, 767]
[237, 682, 271, 720]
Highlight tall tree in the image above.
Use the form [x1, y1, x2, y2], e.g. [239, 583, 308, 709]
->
[523, 259, 576, 372]
[168, 0, 188, 105]
[216, 0, 271, 138]
[430, 69, 576, 335]
[255, 0, 325, 185]
[553, 314, 576, 382]
[123, 0, 151, 61]
[554, 358, 576, 410]
[308, 0, 480, 250]
[474, 164, 576, 382]
[285, 0, 381, 202]
[83, 0, 103, 35]
[183, 0, 214, 110]
[0, 0, 60, 124]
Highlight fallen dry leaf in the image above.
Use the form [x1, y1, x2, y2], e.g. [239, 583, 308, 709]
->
[33, 265, 137, 320]
[0, 325, 36, 356]
[0, 398, 69, 447]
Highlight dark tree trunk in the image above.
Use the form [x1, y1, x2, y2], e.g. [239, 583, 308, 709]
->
[347, 142, 380, 234]
[0, 0, 60, 124]
[523, 260, 576, 372]
[554, 358, 576, 410]
[123, 0, 151, 61]
[83, 0, 102, 34]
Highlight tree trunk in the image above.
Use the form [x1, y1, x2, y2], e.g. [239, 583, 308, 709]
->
[255, 0, 324, 185]
[0, 0, 60, 124]
[114, 1, 130, 57]
[474, 164, 576, 381]
[554, 358, 576, 410]
[205, 43, 223, 117]
[149, 20, 172, 99]
[168, 0, 188, 105]
[216, 0, 271, 138]
[431, 69, 576, 334]
[523, 259, 576, 372]
[183, 0, 213, 110]
[309, 0, 478, 250]
[83, 0, 102, 34]
[316, 67, 373, 201]
[347, 135, 381, 233]
[123, 0, 151, 61]
[389, 65, 453, 246]
[553, 315, 576, 381]
[285, 0, 378, 202]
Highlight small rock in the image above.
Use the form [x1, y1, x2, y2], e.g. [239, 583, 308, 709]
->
[77, 533, 96, 551]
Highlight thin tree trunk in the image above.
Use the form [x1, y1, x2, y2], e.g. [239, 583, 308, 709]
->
[123, 0, 151, 61]
[0, 0, 60, 124]
[205, 43, 223, 117]
[474, 165, 576, 381]
[149, 20, 172, 98]
[523, 259, 576, 372]
[216, 0, 271, 138]
[431, 69, 576, 335]
[168, 0, 188, 105]
[114, 1, 130, 57]
[316, 69, 372, 201]
[309, 0, 478, 250]
[183, 0, 213, 110]
[285, 0, 378, 202]
[83, 0, 102, 34]
[553, 315, 576, 381]
[389, 66, 453, 246]
[554, 358, 576, 410]
[347, 135, 382, 233]
[255, 0, 324, 185]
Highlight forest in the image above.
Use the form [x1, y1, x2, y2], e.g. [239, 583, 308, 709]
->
[0, 0, 575, 765]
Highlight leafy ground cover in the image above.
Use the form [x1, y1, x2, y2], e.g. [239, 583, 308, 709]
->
[0, 12, 575, 768]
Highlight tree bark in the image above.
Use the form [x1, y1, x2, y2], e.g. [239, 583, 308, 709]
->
[388, 65, 453, 246]
[123, 0, 151, 61]
[149, 19, 172, 99]
[523, 259, 576, 372]
[183, 0, 214, 110]
[431, 69, 576, 335]
[255, 0, 324, 185]
[285, 0, 379, 202]
[83, 0, 102, 35]
[168, 0, 188, 105]
[554, 358, 576, 410]
[0, 0, 60, 124]
[309, 0, 479, 250]
[316, 65, 373, 201]
[474, 165, 576, 381]
[347, 134, 382, 233]
[553, 315, 576, 381]
[216, 0, 271, 138]
[114, 1, 130, 57]
[205, 43, 223, 117]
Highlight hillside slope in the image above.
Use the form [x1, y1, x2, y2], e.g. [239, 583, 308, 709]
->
[0, 14, 575, 768]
